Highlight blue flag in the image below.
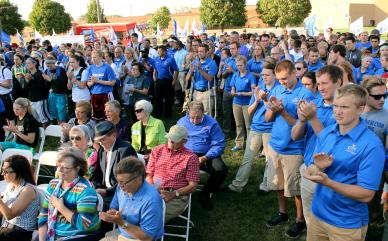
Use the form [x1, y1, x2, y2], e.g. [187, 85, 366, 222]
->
[173, 19, 177, 36]
[1, 31, 11, 43]
[304, 15, 318, 37]
[201, 23, 206, 34]
[91, 25, 95, 43]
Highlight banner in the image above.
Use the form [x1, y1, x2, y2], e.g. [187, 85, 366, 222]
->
[349, 17, 363, 35]
[42, 35, 85, 46]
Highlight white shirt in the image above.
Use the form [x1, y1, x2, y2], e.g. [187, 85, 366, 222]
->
[71, 67, 90, 102]
[104, 140, 116, 188]
[0, 67, 13, 95]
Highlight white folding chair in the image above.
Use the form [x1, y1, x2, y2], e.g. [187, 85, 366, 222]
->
[162, 193, 193, 241]
[136, 153, 146, 165]
[0, 148, 33, 166]
[97, 193, 104, 212]
[33, 125, 62, 160]
[31, 185, 48, 241]
[36, 151, 59, 184]
[33, 127, 46, 160]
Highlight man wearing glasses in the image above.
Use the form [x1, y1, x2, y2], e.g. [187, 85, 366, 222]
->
[146, 125, 200, 222]
[90, 121, 137, 210]
[100, 157, 164, 241]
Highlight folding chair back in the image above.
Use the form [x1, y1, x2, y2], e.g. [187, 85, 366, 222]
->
[36, 151, 59, 184]
[0, 148, 33, 166]
[97, 193, 104, 212]
[45, 125, 62, 138]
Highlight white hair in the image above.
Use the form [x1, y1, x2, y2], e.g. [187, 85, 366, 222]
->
[135, 100, 153, 114]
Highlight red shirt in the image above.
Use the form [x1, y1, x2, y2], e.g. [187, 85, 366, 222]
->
[146, 144, 200, 190]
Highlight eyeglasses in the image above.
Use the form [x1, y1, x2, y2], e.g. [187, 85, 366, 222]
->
[369, 93, 388, 100]
[135, 109, 143, 113]
[70, 136, 82, 141]
[118, 175, 139, 186]
[56, 165, 74, 172]
[1, 168, 15, 175]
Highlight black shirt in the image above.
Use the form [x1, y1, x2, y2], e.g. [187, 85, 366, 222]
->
[16, 112, 39, 148]
[26, 70, 50, 101]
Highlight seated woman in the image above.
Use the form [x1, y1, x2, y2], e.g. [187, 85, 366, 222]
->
[38, 147, 101, 241]
[0, 155, 40, 241]
[61, 101, 96, 143]
[131, 100, 166, 161]
[0, 97, 39, 152]
[68, 125, 97, 178]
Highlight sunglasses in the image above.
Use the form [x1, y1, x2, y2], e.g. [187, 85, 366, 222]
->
[369, 93, 388, 100]
[70, 136, 82, 141]
[135, 109, 143, 113]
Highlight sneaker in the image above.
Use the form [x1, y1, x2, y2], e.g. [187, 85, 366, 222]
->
[231, 146, 241, 152]
[285, 221, 306, 239]
[266, 212, 289, 227]
[256, 189, 270, 196]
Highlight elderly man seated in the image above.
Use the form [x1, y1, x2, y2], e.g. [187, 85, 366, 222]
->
[100, 156, 164, 241]
[177, 101, 228, 210]
[146, 125, 200, 222]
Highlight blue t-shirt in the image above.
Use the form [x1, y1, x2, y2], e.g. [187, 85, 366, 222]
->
[352, 67, 375, 85]
[153, 55, 178, 80]
[177, 115, 225, 159]
[355, 41, 371, 50]
[250, 81, 279, 133]
[310, 120, 385, 229]
[189, 57, 217, 90]
[303, 98, 336, 165]
[110, 182, 164, 240]
[230, 71, 256, 105]
[222, 57, 238, 93]
[307, 60, 324, 72]
[87, 63, 116, 94]
[247, 58, 263, 80]
[269, 81, 314, 154]
[376, 68, 388, 77]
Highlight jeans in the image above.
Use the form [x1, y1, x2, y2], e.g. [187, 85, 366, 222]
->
[197, 154, 228, 195]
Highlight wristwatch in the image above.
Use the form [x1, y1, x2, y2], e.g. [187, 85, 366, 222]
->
[175, 190, 180, 198]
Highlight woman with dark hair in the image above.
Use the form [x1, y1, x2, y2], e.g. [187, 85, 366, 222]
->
[248, 44, 265, 80]
[301, 71, 319, 98]
[67, 54, 91, 103]
[0, 155, 40, 241]
[122, 62, 150, 124]
[38, 147, 100, 241]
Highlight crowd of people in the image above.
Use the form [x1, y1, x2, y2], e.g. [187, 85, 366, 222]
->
[0, 27, 387, 241]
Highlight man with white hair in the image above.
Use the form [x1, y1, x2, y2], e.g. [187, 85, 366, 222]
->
[146, 125, 200, 222]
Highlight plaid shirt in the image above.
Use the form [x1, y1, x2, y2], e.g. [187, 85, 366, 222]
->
[146, 144, 200, 190]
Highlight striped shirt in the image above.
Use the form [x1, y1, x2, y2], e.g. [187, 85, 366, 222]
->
[38, 177, 100, 238]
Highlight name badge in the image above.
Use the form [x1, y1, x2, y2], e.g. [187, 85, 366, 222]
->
[132, 130, 140, 135]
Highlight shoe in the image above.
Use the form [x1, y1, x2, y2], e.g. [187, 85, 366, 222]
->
[199, 193, 214, 210]
[220, 185, 240, 193]
[266, 212, 289, 227]
[256, 189, 270, 196]
[285, 221, 306, 239]
[231, 146, 241, 152]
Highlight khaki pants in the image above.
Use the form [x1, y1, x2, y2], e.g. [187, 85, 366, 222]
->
[267, 144, 303, 197]
[165, 196, 189, 223]
[307, 214, 368, 241]
[229, 131, 270, 192]
[100, 229, 140, 241]
[193, 90, 214, 115]
[300, 164, 317, 225]
[232, 104, 251, 148]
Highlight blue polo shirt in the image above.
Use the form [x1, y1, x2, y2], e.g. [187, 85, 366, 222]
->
[310, 120, 385, 229]
[239, 45, 250, 59]
[167, 48, 177, 58]
[87, 63, 116, 94]
[303, 98, 336, 165]
[222, 57, 238, 93]
[189, 57, 217, 90]
[307, 60, 324, 72]
[355, 41, 371, 50]
[110, 182, 164, 240]
[247, 58, 263, 80]
[230, 71, 256, 105]
[269, 81, 314, 154]
[154, 55, 178, 80]
[353, 67, 375, 84]
[177, 114, 225, 159]
[250, 81, 279, 133]
[376, 67, 388, 77]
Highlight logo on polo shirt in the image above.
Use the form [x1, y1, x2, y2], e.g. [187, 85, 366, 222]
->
[292, 97, 299, 105]
[345, 144, 357, 155]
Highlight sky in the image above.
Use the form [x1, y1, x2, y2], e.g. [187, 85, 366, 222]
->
[10, 0, 258, 20]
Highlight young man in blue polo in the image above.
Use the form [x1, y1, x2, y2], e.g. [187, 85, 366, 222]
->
[265, 60, 314, 238]
[291, 65, 342, 225]
[305, 84, 385, 241]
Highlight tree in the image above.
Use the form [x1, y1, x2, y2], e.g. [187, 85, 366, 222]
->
[256, 0, 312, 27]
[150, 6, 171, 30]
[29, 0, 71, 35]
[85, 0, 107, 23]
[0, 0, 24, 35]
[200, 0, 247, 32]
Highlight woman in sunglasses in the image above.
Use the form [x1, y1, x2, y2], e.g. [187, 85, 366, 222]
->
[68, 125, 97, 178]
[0, 155, 39, 241]
[131, 100, 166, 162]
[38, 147, 100, 241]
